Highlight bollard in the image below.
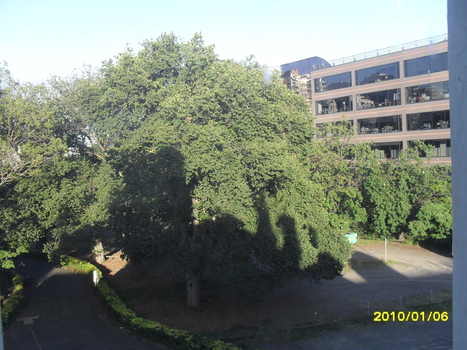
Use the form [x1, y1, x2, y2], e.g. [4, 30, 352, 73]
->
[384, 238, 387, 262]
[93, 270, 99, 287]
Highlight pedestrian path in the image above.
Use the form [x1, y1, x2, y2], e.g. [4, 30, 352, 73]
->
[3, 258, 164, 350]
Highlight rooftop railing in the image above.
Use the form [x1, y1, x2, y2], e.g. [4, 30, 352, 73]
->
[327, 34, 448, 67]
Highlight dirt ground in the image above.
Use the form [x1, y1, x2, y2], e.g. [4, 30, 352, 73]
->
[97, 241, 453, 336]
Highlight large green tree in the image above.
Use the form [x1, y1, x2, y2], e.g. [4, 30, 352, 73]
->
[0, 63, 120, 268]
[307, 121, 367, 232]
[103, 34, 351, 307]
[2, 31, 451, 305]
[0, 64, 65, 188]
[354, 142, 452, 241]
[311, 123, 452, 243]
[1, 64, 68, 267]
[0, 154, 118, 266]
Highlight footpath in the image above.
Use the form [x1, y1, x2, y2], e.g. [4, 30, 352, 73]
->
[3, 257, 164, 350]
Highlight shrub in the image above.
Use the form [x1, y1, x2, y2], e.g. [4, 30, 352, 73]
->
[1, 270, 24, 329]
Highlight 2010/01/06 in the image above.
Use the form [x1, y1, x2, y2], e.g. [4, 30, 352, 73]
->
[373, 311, 449, 322]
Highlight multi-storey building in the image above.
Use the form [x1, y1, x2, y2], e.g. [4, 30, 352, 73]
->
[281, 35, 450, 164]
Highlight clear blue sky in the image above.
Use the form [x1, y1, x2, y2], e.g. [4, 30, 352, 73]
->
[0, 0, 447, 84]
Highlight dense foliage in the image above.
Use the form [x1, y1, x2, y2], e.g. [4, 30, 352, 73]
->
[0, 34, 451, 307]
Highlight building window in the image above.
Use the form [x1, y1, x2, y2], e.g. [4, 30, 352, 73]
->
[356, 62, 400, 85]
[316, 96, 352, 115]
[409, 139, 451, 157]
[404, 52, 448, 77]
[406, 81, 449, 104]
[371, 142, 402, 159]
[316, 120, 354, 138]
[407, 110, 450, 131]
[357, 115, 402, 134]
[356, 89, 401, 110]
[314, 72, 351, 92]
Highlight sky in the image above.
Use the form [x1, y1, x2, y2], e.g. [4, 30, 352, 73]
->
[0, 0, 447, 84]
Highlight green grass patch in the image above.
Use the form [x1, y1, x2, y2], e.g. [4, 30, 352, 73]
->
[219, 294, 453, 349]
[404, 290, 452, 307]
[117, 288, 147, 302]
[160, 283, 186, 298]
[230, 316, 376, 349]
[59, 255, 103, 276]
[407, 298, 452, 313]
[356, 238, 415, 246]
[355, 238, 384, 245]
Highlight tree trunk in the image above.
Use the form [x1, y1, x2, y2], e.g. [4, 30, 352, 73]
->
[186, 271, 201, 307]
[93, 240, 105, 264]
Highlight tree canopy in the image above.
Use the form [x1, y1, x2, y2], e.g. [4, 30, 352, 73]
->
[103, 34, 350, 306]
[0, 33, 451, 306]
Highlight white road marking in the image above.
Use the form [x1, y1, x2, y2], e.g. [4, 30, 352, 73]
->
[31, 329, 42, 350]
[17, 316, 39, 325]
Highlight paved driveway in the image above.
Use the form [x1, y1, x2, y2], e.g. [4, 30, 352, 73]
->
[3, 258, 163, 350]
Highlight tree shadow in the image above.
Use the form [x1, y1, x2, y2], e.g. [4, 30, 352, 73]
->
[108, 144, 349, 306]
[418, 237, 453, 257]
[104, 143, 451, 338]
[7, 132, 453, 341]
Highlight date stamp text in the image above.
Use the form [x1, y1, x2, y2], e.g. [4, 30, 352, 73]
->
[373, 311, 449, 322]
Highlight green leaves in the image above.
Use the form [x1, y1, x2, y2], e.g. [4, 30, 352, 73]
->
[408, 200, 452, 240]
[355, 147, 452, 241]
[1, 72, 66, 187]
[0, 32, 452, 301]
[0, 155, 120, 265]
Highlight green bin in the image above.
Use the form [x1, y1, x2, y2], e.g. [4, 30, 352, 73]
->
[344, 232, 358, 244]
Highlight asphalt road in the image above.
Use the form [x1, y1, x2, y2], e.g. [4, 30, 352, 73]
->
[3, 257, 163, 350]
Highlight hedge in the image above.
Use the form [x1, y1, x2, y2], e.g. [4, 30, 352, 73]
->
[59, 255, 240, 350]
[1, 270, 24, 329]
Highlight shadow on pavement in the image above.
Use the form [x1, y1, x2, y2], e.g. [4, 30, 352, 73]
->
[2, 257, 163, 350]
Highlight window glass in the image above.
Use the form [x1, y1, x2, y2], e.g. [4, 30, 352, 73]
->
[314, 72, 351, 92]
[316, 96, 352, 115]
[409, 139, 451, 157]
[407, 110, 450, 131]
[430, 52, 448, 73]
[357, 115, 402, 134]
[370, 142, 402, 159]
[357, 89, 401, 110]
[316, 120, 354, 138]
[356, 62, 400, 85]
[404, 52, 448, 77]
[406, 81, 449, 103]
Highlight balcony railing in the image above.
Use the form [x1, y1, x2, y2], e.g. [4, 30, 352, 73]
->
[327, 34, 448, 68]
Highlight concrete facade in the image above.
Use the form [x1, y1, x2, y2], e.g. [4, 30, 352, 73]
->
[448, 0, 467, 348]
[283, 36, 451, 165]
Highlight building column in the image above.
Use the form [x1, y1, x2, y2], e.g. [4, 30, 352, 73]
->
[449, 0, 467, 348]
